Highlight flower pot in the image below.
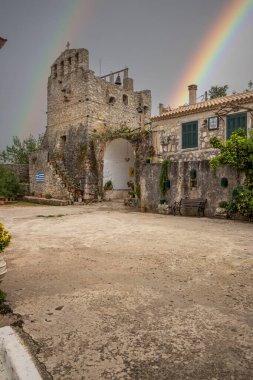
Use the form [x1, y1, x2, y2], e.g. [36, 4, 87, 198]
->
[0, 256, 7, 282]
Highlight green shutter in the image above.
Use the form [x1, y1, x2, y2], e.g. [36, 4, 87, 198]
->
[226, 112, 247, 139]
[182, 121, 198, 149]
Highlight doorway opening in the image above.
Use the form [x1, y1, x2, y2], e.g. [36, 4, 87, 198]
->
[103, 138, 135, 199]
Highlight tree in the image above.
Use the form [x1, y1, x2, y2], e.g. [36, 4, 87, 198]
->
[0, 166, 25, 199]
[210, 129, 253, 218]
[0, 134, 44, 164]
[210, 129, 253, 185]
[244, 80, 253, 92]
[208, 85, 228, 99]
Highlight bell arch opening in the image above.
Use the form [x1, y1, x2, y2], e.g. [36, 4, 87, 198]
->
[103, 138, 135, 198]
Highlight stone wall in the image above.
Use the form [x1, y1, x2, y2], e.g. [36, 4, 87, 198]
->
[85, 72, 151, 134]
[29, 150, 70, 199]
[140, 161, 240, 216]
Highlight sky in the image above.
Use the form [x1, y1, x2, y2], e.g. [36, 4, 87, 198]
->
[0, 0, 253, 150]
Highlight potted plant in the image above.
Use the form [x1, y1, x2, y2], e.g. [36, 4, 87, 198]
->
[0, 223, 11, 281]
[104, 180, 113, 191]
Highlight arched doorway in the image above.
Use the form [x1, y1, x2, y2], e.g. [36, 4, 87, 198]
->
[103, 138, 135, 198]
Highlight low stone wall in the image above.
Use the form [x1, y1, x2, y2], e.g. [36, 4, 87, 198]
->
[140, 160, 240, 216]
[23, 196, 70, 206]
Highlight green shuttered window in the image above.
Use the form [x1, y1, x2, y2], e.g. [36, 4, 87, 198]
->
[182, 121, 198, 149]
[226, 112, 247, 139]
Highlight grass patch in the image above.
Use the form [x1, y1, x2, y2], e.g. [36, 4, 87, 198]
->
[1, 201, 44, 207]
[0, 289, 12, 315]
[37, 214, 65, 218]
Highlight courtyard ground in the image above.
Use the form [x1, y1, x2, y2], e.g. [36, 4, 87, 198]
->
[0, 203, 252, 380]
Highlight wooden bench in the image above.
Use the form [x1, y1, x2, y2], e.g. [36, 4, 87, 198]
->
[173, 198, 207, 217]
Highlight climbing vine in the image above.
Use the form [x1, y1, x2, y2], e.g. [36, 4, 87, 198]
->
[159, 159, 171, 196]
[210, 129, 253, 219]
[91, 125, 149, 144]
[209, 129, 253, 187]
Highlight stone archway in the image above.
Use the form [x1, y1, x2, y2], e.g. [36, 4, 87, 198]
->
[103, 138, 135, 198]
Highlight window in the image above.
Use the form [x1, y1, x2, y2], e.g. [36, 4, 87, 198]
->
[226, 112, 247, 139]
[208, 116, 219, 130]
[61, 135, 66, 143]
[53, 64, 57, 78]
[60, 61, 64, 76]
[190, 168, 197, 188]
[182, 121, 198, 149]
[108, 96, 116, 105]
[123, 94, 128, 105]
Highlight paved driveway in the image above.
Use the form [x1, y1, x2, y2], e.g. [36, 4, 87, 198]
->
[1, 203, 253, 379]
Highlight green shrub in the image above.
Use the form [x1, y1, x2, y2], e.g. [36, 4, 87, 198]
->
[226, 186, 253, 218]
[135, 184, 141, 199]
[0, 303, 12, 314]
[218, 201, 228, 208]
[127, 180, 135, 198]
[104, 180, 113, 191]
[210, 129, 253, 187]
[0, 289, 12, 315]
[210, 130, 253, 219]
[0, 289, 6, 303]
[0, 165, 25, 199]
[127, 180, 134, 190]
[0, 223, 11, 253]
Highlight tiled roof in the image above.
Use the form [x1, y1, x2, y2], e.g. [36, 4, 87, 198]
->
[152, 91, 253, 121]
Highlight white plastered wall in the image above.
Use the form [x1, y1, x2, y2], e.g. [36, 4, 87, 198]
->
[103, 138, 135, 190]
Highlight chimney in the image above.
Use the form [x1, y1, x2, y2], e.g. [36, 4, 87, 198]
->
[188, 84, 198, 105]
[159, 103, 164, 115]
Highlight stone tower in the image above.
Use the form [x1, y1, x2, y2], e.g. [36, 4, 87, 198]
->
[30, 48, 152, 200]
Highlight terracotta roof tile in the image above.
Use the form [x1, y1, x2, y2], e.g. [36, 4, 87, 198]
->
[152, 92, 253, 121]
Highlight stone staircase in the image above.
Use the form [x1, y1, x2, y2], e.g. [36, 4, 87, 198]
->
[49, 159, 82, 201]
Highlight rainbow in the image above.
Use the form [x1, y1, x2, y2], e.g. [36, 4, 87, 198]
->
[16, 0, 95, 139]
[171, 0, 253, 108]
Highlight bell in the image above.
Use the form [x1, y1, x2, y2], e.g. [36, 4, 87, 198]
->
[115, 74, 121, 85]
